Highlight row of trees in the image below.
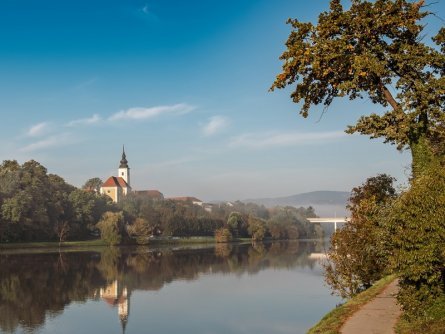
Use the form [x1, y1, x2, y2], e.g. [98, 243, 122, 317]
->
[0, 160, 321, 244]
[272, 0, 445, 321]
[0, 160, 112, 242]
[96, 193, 321, 245]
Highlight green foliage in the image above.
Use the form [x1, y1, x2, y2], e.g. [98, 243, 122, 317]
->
[226, 212, 247, 238]
[324, 174, 396, 298]
[271, 0, 445, 174]
[267, 206, 319, 239]
[247, 216, 267, 241]
[127, 217, 152, 245]
[385, 164, 445, 317]
[96, 211, 126, 246]
[0, 160, 112, 243]
[396, 296, 445, 334]
[82, 177, 103, 193]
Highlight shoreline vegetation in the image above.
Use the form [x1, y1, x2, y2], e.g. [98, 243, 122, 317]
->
[272, 0, 445, 332]
[0, 159, 323, 247]
[0, 236, 305, 251]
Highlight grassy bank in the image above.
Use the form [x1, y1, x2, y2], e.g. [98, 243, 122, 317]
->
[0, 239, 107, 249]
[307, 275, 396, 334]
[0, 236, 256, 251]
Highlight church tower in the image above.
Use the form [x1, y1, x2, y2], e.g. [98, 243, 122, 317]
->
[118, 146, 130, 186]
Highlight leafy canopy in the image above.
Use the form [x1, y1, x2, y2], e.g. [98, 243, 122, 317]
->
[271, 0, 445, 152]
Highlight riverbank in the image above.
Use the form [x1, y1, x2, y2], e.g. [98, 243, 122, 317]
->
[307, 275, 395, 334]
[0, 236, 257, 251]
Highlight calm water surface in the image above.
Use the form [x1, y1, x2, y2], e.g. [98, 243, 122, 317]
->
[0, 241, 340, 334]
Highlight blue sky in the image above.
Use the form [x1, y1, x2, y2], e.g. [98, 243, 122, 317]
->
[0, 0, 443, 201]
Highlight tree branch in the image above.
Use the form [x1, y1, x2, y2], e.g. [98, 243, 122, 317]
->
[379, 83, 400, 110]
[414, 0, 425, 10]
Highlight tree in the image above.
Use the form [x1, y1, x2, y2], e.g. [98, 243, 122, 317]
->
[247, 216, 266, 241]
[82, 177, 103, 193]
[271, 0, 445, 176]
[226, 212, 247, 238]
[96, 211, 126, 246]
[324, 174, 396, 298]
[127, 217, 152, 245]
[215, 227, 232, 243]
[54, 221, 70, 246]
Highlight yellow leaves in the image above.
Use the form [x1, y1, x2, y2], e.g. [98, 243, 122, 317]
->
[322, 67, 333, 77]
[277, 73, 287, 81]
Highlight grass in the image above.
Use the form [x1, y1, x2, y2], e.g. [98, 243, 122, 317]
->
[307, 275, 396, 334]
[0, 239, 107, 249]
[0, 236, 253, 252]
[395, 296, 445, 334]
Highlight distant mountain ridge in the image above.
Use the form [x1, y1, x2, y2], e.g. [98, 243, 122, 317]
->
[242, 191, 350, 212]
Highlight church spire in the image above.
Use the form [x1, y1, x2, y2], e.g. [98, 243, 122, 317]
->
[119, 145, 128, 168]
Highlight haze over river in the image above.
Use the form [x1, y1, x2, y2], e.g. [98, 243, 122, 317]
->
[0, 241, 340, 334]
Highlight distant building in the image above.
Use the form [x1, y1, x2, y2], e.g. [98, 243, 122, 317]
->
[134, 190, 164, 200]
[100, 147, 132, 203]
[168, 196, 203, 206]
[100, 147, 164, 203]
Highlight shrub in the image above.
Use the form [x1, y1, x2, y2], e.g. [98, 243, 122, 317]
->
[96, 211, 126, 246]
[324, 174, 396, 298]
[385, 164, 445, 317]
[215, 228, 232, 243]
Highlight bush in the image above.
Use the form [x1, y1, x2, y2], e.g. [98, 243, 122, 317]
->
[385, 164, 445, 317]
[324, 174, 396, 298]
[215, 228, 232, 243]
[96, 211, 126, 246]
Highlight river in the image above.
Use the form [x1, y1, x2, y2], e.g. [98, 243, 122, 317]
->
[0, 240, 340, 334]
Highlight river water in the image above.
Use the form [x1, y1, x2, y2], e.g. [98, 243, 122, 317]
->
[0, 241, 340, 334]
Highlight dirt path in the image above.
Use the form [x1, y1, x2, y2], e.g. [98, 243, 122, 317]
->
[341, 279, 401, 334]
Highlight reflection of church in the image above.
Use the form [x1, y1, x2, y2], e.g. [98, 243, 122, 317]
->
[100, 280, 130, 333]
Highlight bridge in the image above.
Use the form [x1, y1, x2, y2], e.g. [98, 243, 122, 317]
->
[307, 217, 350, 231]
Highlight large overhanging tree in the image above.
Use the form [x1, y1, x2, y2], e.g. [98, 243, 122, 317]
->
[271, 0, 445, 176]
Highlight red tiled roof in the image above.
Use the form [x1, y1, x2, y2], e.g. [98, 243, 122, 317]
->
[135, 190, 164, 199]
[102, 176, 130, 188]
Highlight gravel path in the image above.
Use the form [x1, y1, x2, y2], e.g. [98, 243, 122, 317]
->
[341, 279, 401, 334]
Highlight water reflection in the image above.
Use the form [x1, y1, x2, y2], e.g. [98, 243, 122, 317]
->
[0, 240, 328, 333]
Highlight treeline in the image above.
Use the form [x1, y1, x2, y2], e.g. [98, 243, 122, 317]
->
[0, 159, 322, 244]
[100, 192, 321, 244]
[0, 160, 111, 242]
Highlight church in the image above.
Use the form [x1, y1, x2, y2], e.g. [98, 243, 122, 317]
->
[100, 147, 163, 203]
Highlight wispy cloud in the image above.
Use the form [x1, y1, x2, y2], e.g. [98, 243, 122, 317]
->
[27, 122, 51, 137]
[20, 133, 76, 152]
[109, 103, 195, 121]
[73, 77, 98, 90]
[202, 116, 229, 136]
[141, 4, 150, 14]
[229, 131, 346, 149]
[67, 114, 101, 127]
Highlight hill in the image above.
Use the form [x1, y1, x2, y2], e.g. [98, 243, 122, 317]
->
[243, 191, 350, 217]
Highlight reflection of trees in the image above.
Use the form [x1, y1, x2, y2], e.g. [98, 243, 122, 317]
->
[0, 252, 105, 333]
[0, 240, 323, 332]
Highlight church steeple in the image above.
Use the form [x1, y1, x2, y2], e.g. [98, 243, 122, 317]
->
[119, 145, 129, 168]
[118, 145, 130, 186]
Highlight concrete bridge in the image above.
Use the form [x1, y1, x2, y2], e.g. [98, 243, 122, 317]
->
[307, 217, 350, 231]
